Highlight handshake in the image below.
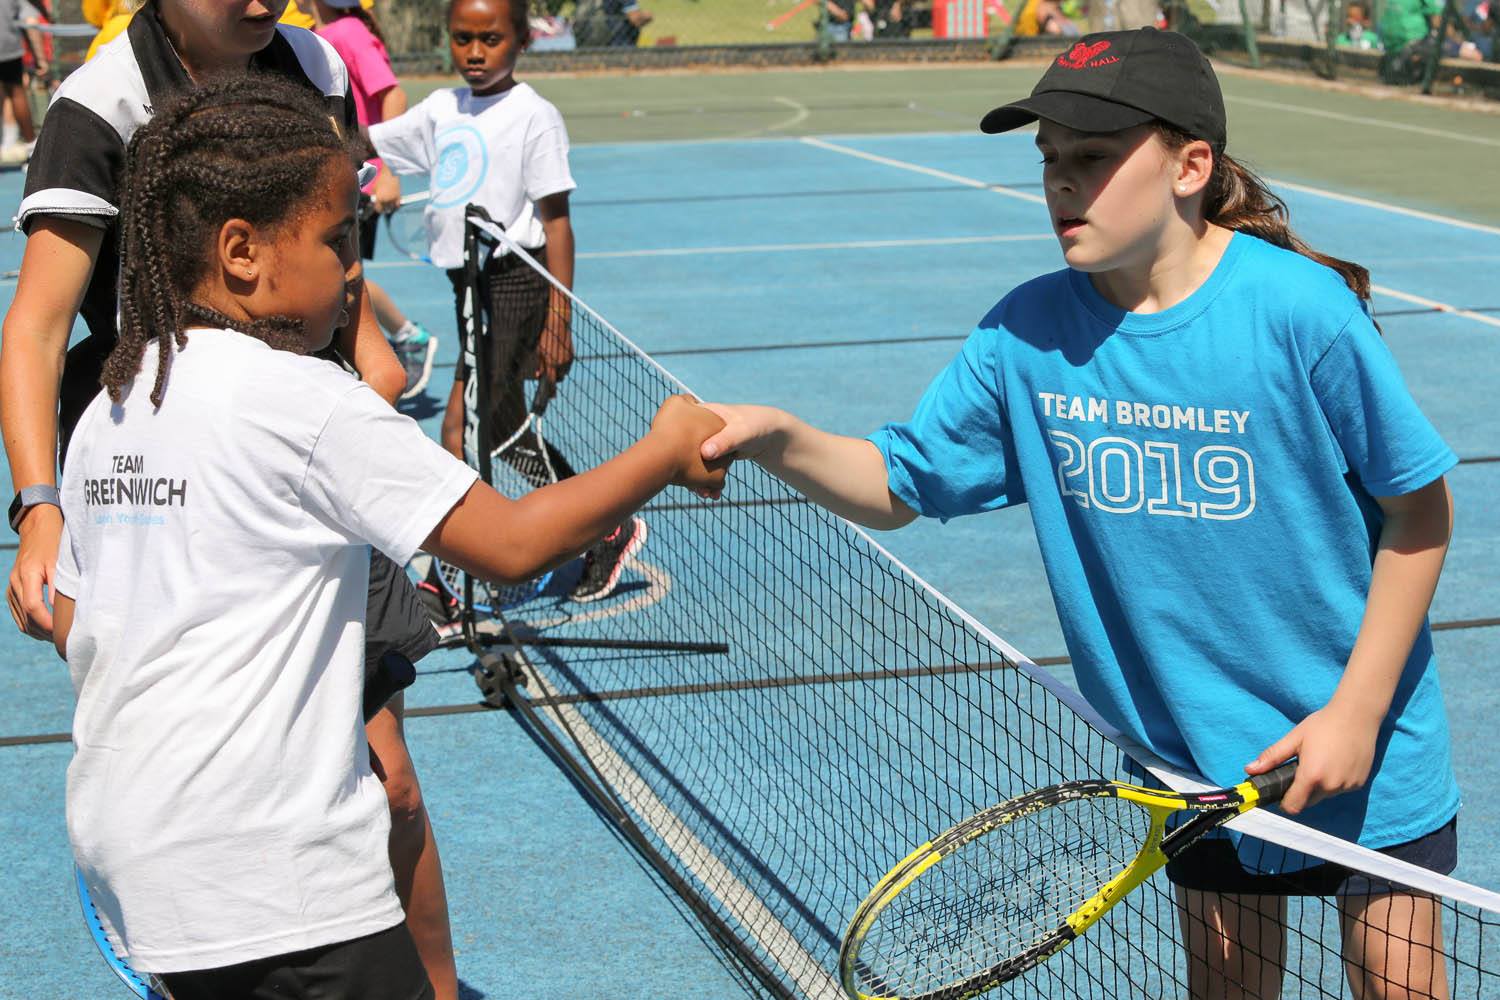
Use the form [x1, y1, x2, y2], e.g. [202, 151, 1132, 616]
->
[650, 396, 785, 499]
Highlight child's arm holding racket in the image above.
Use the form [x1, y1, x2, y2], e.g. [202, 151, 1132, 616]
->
[535, 192, 574, 385]
[1248, 475, 1453, 813]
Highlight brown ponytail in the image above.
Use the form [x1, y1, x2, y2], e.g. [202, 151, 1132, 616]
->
[1156, 124, 1372, 304]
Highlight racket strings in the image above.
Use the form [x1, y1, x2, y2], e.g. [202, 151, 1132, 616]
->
[856, 796, 1153, 997]
[386, 198, 430, 262]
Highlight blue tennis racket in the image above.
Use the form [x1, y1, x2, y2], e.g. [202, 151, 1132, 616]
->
[76, 865, 169, 999]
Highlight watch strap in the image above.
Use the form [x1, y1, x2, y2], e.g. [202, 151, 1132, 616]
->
[9, 484, 61, 532]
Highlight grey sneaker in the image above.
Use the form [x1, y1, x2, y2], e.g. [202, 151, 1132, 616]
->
[391, 322, 436, 400]
[569, 517, 647, 602]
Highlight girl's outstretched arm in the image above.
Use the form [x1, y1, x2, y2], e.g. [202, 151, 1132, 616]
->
[1248, 476, 1453, 814]
[700, 403, 916, 530]
[426, 396, 727, 584]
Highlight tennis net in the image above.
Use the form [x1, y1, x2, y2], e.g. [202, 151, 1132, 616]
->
[460, 222, 1500, 1000]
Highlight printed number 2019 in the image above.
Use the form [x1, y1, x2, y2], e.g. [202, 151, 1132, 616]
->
[1047, 431, 1256, 521]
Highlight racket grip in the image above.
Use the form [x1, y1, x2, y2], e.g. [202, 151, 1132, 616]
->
[532, 378, 557, 414]
[1249, 760, 1299, 806]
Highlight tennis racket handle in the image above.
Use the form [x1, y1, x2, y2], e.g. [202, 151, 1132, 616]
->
[533, 378, 557, 414]
[1249, 760, 1299, 806]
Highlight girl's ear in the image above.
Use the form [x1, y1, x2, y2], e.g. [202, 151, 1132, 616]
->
[218, 218, 262, 288]
[1173, 138, 1215, 200]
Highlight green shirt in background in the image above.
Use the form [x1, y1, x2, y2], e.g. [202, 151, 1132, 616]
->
[1379, 0, 1440, 50]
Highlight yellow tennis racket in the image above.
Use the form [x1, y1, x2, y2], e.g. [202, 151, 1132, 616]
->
[839, 761, 1299, 1000]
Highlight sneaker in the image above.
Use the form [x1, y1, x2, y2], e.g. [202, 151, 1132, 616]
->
[415, 578, 465, 646]
[569, 516, 647, 603]
[390, 322, 436, 400]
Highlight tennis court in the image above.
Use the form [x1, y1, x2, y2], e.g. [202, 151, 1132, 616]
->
[2, 59, 1498, 997]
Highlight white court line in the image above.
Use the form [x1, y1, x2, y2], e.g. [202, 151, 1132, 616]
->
[1266, 178, 1500, 239]
[1224, 94, 1500, 149]
[800, 135, 1047, 205]
[516, 632, 845, 1000]
[526, 660, 845, 999]
[801, 136, 1500, 330]
[571, 129, 1500, 258]
[363, 232, 1055, 270]
[1372, 284, 1500, 330]
[769, 95, 811, 131]
[580, 233, 1053, 258]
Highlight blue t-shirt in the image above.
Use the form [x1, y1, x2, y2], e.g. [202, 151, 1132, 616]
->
[870, 233, 1459, 850]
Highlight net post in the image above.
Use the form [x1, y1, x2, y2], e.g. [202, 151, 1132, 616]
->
[1237, 0, 1264, 67]
[460, 205, 501, 653]
[987, 0, 1017, 60]
[1420, 0, 1462, 93]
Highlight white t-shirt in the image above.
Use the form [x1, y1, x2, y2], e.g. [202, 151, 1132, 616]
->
[55, 328, 478, 973]
[370, 82, 576, 269]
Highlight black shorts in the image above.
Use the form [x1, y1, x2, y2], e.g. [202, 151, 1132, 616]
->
[1166, 815, 1459, 897]
[366, 550, 438, 674]
[445, 247, 563, 445]
[0, 57, 23, 86]
[445, 244, 551, 388]
[157, 920, 434, 1000]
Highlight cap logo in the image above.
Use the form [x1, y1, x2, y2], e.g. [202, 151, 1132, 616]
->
[1057, 40, 1117, 69]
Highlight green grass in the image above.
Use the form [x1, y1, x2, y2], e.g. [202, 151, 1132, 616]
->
[626, 0, 824, 46]
[406, 62, 1499, 224]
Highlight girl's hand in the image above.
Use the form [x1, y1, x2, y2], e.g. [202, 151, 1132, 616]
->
[535, 313, 574, 384]
[697, 403, 789, 465]
[1247, 702, 1380, 815]
[371, 168, 402, 215]
[651, 396, 729, 496]
[6, 504, 60, 640]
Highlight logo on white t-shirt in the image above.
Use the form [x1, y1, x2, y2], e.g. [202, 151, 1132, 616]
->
[82, 453, 189, 527]
[433, 125, 489, 209]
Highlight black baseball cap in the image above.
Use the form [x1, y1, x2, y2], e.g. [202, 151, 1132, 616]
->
[980, 28, 1226, 148]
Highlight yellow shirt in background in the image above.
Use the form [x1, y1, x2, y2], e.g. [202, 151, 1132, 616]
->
[87, 0, 376, 62]
[280, 2, 315, 29]
[86, 10, 132, 59]
[281, 0, 375, 30]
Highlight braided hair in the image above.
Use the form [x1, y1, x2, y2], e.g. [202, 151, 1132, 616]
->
[105, 74, 356, 407]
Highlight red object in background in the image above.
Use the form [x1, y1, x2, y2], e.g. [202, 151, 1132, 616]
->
[933, 0, 989, 36]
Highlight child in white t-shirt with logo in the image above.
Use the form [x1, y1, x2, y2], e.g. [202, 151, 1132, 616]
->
[52, 75, 724, 1000]
[371, 0, 646, 605]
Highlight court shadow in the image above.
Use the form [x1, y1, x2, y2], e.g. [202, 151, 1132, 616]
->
[458, 980, 487, 999]
[397, 392, 445, 420]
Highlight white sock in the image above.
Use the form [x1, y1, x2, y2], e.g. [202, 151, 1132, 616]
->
[2, 122, 18, 147]
[394, 320, 417, 341]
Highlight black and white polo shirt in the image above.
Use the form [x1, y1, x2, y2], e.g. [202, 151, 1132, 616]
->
[17, 1, 355, 448]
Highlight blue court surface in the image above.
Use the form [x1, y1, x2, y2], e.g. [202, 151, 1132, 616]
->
[1, 68, 1497, 999]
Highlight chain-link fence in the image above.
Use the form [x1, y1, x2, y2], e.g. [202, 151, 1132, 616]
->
[377, 0, 1495, 96]
[29, 0, 1500, 99]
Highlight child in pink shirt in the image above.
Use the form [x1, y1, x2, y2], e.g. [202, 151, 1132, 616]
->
[308, 0, 438, 399]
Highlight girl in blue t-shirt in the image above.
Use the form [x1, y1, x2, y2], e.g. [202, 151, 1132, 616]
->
[702, 28, 1458, 998]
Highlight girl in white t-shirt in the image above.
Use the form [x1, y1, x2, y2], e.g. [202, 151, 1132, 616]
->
[370, 0, 646, 605]
[52, 76, 724, 1000]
